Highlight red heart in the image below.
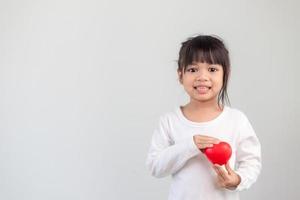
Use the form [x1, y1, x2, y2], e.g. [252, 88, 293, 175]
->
[202, 141, 232, 165]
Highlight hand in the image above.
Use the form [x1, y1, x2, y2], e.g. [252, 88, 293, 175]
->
[193, 135, 220, 151]
[213, 162, 241, 190]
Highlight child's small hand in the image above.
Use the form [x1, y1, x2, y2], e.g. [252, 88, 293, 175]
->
[193, 135, 220, 150]
[213, 163, 241, 190]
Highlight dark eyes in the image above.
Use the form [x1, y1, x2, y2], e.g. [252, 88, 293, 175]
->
[186, 68, 197, 72]
[209, 68, 218, 72]
[186, 67, 218, 73]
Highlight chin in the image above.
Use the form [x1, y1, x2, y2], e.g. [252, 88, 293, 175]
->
[193, 96, 213, 102]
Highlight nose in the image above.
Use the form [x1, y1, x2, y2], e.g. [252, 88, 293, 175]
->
[195, 69, 209, 81]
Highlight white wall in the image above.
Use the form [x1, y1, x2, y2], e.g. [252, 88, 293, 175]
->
[0, 0, 299, 199]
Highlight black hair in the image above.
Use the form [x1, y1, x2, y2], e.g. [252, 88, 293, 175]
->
[177, 34, 231, 108]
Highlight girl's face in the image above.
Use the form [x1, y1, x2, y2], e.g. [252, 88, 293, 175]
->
[178, 62, 224, 104]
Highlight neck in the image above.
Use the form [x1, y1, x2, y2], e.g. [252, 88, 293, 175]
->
[185, 98, 223, 112]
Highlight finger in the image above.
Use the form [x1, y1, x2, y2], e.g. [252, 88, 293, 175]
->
[212, 165, 219, 174]
[216, 175, 226, 188]
[195, 135, 220, 143]
[213, 165, 225, 181]
[198, 143, 214, 149]
[195, 141, 216, 145]
[200, 140, 220, 145]
[216, 170, 231, 189]
[198, 138, 220, 144]
[212, 140, 220, 144]
[215, 169, 227, 188]
[214, 164, 229, 181]
[225, 162, 234, 175]
[195, 135, 216, 139]
[195, 140, 218, 145]
[195, 141, 220, 147]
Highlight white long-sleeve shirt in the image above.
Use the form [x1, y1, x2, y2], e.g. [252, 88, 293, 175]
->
[145, 106, 262, 200]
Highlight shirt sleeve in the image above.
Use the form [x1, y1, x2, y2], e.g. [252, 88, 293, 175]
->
[234, 113, 262, 191]
[145, 115, 200, 178]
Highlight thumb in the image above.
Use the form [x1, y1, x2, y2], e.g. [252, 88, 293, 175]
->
[225, 162, 234, 174]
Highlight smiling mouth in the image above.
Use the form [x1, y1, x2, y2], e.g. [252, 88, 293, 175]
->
[193, 86, 211, 94]
[193, 86, 212, 90]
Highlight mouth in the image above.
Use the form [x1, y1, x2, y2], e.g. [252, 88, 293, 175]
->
[193, 86, 212, 89]
[193, 86, 212, 94]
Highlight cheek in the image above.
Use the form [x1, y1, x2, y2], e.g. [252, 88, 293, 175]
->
[212, 80, 223, 91]
[215, 76, 224, 86]
[182, 78, 194, 86]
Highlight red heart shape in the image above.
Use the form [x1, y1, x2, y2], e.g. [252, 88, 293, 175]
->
[202, 141, 232, 165]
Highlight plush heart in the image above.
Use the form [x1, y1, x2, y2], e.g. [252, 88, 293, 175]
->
[202, 141, 232, 165]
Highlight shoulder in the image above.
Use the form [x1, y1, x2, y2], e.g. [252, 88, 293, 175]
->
[156, 107, 180, 126]
[158, 108, 178, 121]
[226, 106, 257, 136]
[225, 106, 250, 123]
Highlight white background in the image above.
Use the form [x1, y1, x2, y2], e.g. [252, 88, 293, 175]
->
[0, 0, 299, 199]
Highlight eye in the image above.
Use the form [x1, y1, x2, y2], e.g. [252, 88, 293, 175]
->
[186, 67, 197, 73]
[208, 67, 218, 72]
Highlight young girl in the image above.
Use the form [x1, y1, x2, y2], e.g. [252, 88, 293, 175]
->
[145, 35, 262, 200]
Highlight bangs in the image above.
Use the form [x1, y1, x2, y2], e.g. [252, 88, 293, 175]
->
[183, 45, 224, 66]
[187, 48, 223, 65]
[178, 36, 229, 72]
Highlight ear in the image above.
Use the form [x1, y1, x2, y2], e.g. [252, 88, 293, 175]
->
[177, 70, 183, 84]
